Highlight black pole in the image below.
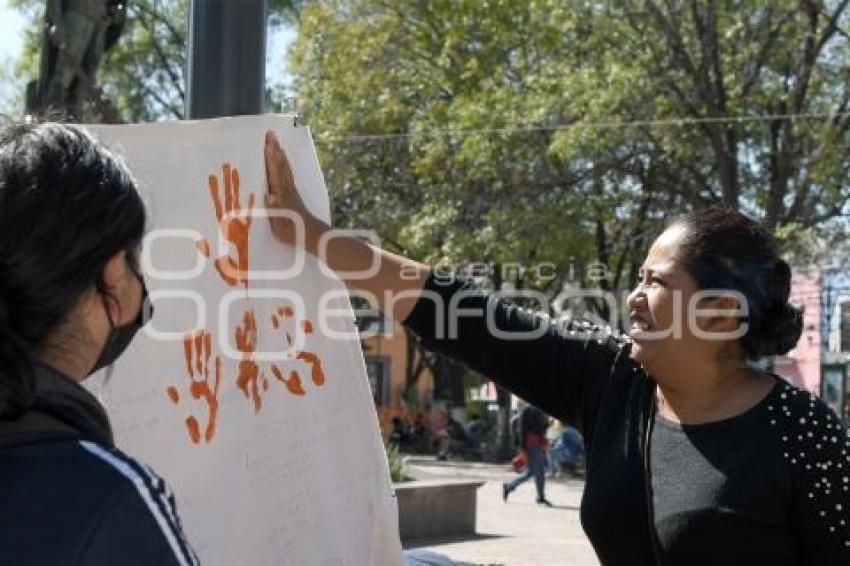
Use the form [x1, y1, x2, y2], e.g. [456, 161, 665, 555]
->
[187, 0, 267, 119]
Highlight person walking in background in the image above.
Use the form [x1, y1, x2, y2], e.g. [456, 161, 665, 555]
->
[436, 413, 467, 460]
[502, 404, 552, 506]
[548, 423, 584, 478]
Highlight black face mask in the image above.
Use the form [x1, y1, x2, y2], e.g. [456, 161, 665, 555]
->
[90, 268, 154, 375]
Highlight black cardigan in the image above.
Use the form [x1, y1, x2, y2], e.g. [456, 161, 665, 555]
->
[403, 272, 850, 565]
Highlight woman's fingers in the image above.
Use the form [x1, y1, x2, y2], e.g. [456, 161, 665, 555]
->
[264, 130, 304, 217]
[264, 131, 283, 205]
[264, 130, 312, 245]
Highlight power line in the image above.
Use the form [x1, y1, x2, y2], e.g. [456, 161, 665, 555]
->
[313, 110, 850, 144]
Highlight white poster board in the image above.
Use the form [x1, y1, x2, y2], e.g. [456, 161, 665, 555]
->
[86, 115, 402, 566]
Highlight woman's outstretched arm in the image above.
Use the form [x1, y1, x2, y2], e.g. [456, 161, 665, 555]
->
[263, 131, 629, 430]
[264, 131, 428, 322]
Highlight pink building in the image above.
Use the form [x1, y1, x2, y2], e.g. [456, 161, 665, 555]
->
[773, 271, 821, 393]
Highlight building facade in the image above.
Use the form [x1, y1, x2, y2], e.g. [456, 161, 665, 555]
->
[774, 271, 821, 392]
[819, 269, 850, 421]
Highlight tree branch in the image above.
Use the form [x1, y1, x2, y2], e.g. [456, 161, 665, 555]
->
[129, 4, 186, 102]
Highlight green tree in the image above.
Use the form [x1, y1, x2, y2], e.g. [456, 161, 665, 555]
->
[290, 2, 610, 453]
[7, 0, 186, 121]
[287, 1, 850, 430]
[289, 0, 850, 284]
[607, 1, 850, 231]
[6, 0, 306, 122]
[291, 1, 602, 281]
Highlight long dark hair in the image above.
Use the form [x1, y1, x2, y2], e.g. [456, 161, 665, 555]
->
[0, 122, 146, 418]
[672, 207, 803, 360]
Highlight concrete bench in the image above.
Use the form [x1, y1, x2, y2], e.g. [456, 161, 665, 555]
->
[395, 479, 485, 543]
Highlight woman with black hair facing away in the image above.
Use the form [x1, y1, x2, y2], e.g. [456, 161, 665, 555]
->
[263, 132, 850, 565]
[0, 123, 197, 565]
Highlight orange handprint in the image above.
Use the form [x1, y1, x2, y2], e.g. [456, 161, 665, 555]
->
[204, 163, 255, 287]
[270, 366, 306, 396]
[166, 330, 222, 444]
[234, 309, 267, 413]
[269, 305, 327, 397]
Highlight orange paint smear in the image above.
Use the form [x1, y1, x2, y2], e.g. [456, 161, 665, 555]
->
[194, 331, 205, 375]
[300, 319, 313, 334]
[189, 354, 221, 443]
[286, 371, 306, 396]
[232, 167, 241, 206]
[166, 386, 180, 404]
[235, 310, 257, 352]
[223, 163, 233, 212]
[196, 239, 211, 258]
[208, 163, 254, 288]
[271, 315, 279, 329]
[214, 256, 241, 287]
[271, 365, 306, 396]
[222, 213, 253, 286]
[183, 335, 194, 377]
[186, 416, 201, 444]
[296, 351, 326, 386]
[237, 359, 261, 413]
[235, 310, 262, 412]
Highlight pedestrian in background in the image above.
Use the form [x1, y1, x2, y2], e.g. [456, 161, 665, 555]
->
[502, 404, 553, 506]
[548, 423, 584, 478]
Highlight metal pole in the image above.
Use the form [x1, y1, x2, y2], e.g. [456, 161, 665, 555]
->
[187, 0, 267, 119]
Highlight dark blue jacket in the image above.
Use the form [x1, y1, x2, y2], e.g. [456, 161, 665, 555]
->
[0, 362, 198, 565]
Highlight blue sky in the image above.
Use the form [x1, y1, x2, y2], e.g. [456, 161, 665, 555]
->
[0, 3, 26, 61]
[0, 2, 293, 116]
[0, 3, 27, 114]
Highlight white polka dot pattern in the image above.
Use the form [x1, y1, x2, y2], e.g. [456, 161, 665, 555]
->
[769, 380, 850, 559]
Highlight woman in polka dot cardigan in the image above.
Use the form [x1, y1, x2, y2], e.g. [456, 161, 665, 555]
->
[264, 134, 849, 565]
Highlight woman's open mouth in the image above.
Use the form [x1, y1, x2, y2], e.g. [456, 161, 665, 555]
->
[629, 313, 653, 334]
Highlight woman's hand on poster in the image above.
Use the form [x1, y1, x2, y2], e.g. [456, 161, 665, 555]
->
[264, 131, 317, 247]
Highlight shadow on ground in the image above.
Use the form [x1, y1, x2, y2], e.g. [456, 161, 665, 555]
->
[536, 503, 580, 511]
[404, 532, 508, 551]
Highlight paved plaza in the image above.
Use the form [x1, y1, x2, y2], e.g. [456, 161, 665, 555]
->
[404, 458, 599, 566]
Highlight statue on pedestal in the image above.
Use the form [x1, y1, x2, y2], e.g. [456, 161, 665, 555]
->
[26, 0, 126, 121]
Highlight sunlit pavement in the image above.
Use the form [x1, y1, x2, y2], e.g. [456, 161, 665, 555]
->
[403, 457, 599, 566]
